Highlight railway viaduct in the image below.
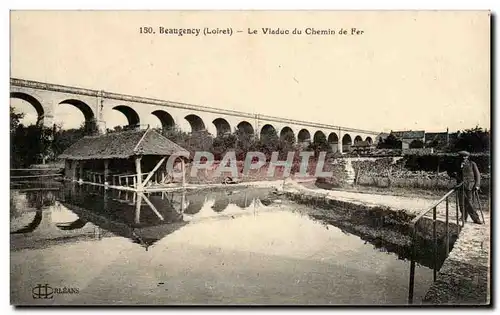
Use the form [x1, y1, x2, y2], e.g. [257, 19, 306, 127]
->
[11, 78, 380, 153]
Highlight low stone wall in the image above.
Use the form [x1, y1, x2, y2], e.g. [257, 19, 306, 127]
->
[422, 223, 490, 305]
[281, 188, 460, 270]
[280, 185, 488, 305]
[282, 188, 458, 239]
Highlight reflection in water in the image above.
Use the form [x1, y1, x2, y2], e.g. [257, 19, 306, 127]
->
[10, 209, 43, 234]
[11, 183, 435, 305]
[11, 184, 272, 251]
[183, 193, 205, 215]
[56, 218, 88, 231]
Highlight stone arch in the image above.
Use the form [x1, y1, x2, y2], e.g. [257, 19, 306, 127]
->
[354, 135, 363, 144]
[298, 129, 311, 143]
[10, 210, 43, 234]
[59, 99, 96, 132]
[328, 132, 339, 144]
[211, 195, 230, 213]
[212, 118, 231, 137]
[327, 132, 340, 153]
[152, 110, 175, 130]
[235, 196, 252, 209]
[113, 105, 140, 126]
[236, 121, 254, 136]
[313, 131, 327, 143]
[10, 92, 45, 125]
[59, 99, 94, 122]
[280, 126, 295, 143]
[56, 219, 87, 231]
[365, 136, 373, 145]
[184, 114, 206, 132]
[184, 194, 206, 215]
[342, 134, 352, 145]
[260, 124, 277, 138]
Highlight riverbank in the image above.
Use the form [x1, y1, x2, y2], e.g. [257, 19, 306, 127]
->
[278, 181, 490, 305]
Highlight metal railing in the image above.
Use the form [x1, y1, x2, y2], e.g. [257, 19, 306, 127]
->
[407, 182, 464, 304]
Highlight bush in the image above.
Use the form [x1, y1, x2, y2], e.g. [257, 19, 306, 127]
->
[404, 153, 490, 174]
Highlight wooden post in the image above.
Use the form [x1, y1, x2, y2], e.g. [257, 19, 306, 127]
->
[181, 158, 186, 187]
[134, 192, 141, 224]
[79, 163, 84, 181]
[133, 176, 136, 188]
[70, 161, 77, 181]
[141, 193, 164, 220]
[181, 190, 186, 213]
[126, 176, 129, 187]
[64, 160, 71, 180]
[103, 185, 108, 211]
[104, 160, 109, 188]
[135, 156, 143, 191]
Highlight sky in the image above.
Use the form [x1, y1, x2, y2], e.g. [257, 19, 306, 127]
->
[10, 11, 490, 132]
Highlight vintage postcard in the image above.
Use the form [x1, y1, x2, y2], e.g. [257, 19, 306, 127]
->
[10, 10, 490, 306]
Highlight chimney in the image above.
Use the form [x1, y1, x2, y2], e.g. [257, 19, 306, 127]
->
[446, 127, 450, 145]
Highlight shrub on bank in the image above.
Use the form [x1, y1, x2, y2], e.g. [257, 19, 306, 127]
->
[404, 153, 490, 174]
[357, 173, 490, 194]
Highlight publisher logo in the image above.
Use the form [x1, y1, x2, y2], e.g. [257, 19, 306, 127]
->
[31, 284, 79, 299]
[32, 284, 53, 299]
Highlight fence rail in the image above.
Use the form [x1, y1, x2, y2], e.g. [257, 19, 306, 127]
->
[407, 182, 464, 304]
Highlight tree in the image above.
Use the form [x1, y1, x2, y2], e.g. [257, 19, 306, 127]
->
[51, 123, 87, 157]
[106, 125, 125, 134]
[257, 128, 281, 160]
[377, 133, 402, 149]
[307, 133, 331, 157]
[10, 106, 24, 134]
[409, 139, 424, 149]
[212, 133, 237, 160]
[10, 124, 54, 167]
[453, 126, 490, 153]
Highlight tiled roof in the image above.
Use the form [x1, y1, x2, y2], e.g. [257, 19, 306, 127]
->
[59, 128, 190, 160]
[391, 130, 425, 139]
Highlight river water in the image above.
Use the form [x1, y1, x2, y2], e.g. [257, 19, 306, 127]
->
[10, 183, 433, 305]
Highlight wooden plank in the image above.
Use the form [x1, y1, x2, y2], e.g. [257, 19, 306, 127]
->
[143, 157, 167, 187]
[140, 193, 164, 220]
[10, 174, 61, 179]
[10, 168, 62, 171]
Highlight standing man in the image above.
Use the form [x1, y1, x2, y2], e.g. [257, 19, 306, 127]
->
[448, 151, 482, 224]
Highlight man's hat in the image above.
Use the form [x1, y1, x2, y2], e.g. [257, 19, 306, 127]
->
[457, 150, 470, 156]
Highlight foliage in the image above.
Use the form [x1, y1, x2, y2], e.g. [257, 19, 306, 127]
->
[404, 153, 490, 174]
[212, 133, 237, 160]
[51, 123, 87, 157]
[307, 132, 331, 157]
[452, 126, 490, 153]
[377, 133, 402, 149]
[409, 139, 424, 149]
[10, 107, 24, 134]
[10, 124, 53, 167]
[10, 106, 92, 168]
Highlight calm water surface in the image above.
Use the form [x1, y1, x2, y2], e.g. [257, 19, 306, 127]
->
[10, 184, 433, 305]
